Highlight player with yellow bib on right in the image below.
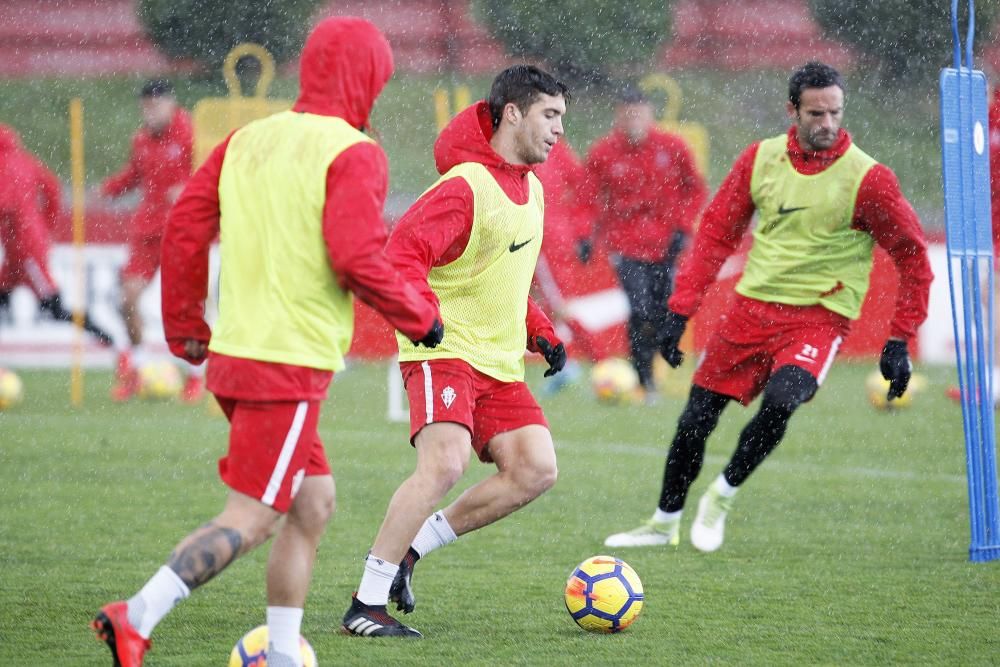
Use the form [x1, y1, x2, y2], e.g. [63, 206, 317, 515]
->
[341, 65, 569, 637]
[605, 61, 933, 553]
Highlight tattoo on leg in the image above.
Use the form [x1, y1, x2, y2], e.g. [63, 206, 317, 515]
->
[167, 522, 244, 590]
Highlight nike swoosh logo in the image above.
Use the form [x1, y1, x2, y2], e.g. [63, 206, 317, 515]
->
[509, 238, 534, 252]
[778, 204, 809, 215]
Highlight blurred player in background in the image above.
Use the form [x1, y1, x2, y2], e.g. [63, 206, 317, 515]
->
[531, 138, 594, 394]
[101, 79, 202, 401]
[577, 87, 707, 401]
[0, 123, 112, 344]
[92, 18, 442, 667]
[605, 62, 932, 552]
[341, 65, 568, 638]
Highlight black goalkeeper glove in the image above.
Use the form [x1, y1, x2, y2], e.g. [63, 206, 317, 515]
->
[659, 311, 688, 368]
[414, 318, 444, 348]
[575, 239, 593, 264]
[536, 336, 567, 377]
[879, 339, 911, 401]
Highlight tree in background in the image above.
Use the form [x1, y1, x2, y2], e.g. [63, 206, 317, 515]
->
[474, 0, 672, 86]
[138, 0, 326, 70]
[810, 0, 1000, 78]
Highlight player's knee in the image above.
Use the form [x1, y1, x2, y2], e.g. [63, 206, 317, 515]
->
[289, 479, 336, 530]
[509, 456, 558, 499]
[763, 365, 818, 413]
[677, 388, 726, 439]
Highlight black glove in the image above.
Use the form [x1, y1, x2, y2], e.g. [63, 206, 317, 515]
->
[414, 318, 444, 348]
[879, 339, 911, 401]
[659, 311, 688, 368]
[536, 336, 566, 377]
[575, 239, 593, 264]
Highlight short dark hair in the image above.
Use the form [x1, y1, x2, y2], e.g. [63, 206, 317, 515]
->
[616, 85, 647, 105]
[788, 62, 844, 109]
[488, 65, 569, 129]
[140, 79, 174, 98]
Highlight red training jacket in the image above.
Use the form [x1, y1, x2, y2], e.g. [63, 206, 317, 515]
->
[988, 86, 1000, 251]
[160, 17, 439, 401]
[579, 126, 708, 262]
[670, 126, 933, 342]
[385, 101, 559, 354]
[102, 107, 192, 239]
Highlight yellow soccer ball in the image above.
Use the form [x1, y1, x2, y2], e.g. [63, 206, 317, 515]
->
[137, 361, 183, 400]
[228, 625, 318, 667]
[565, 555, 644, 633]
[590, 358, 640, 404]
[866, 370, 927, 410]
[0, 368, 24, 410]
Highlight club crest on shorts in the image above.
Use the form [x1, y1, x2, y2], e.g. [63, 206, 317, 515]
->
[441, 386, 457, 409]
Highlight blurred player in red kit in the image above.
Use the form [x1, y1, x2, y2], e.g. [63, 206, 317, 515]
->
[531, 138, 596, 391]
[0, 123, 112, 344]
[91, 18, 442, 667]
[101, 79, 201, 401]
[578, 87, 708, 400]
[606, 62, 932, 552]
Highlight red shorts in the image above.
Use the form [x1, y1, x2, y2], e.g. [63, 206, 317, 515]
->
[0, 221, 58, 296]
[693, 295, 851, 405]
[121, 235, 163, 281]
[400, 358, 548, 463]
[215, 397, 331, 512]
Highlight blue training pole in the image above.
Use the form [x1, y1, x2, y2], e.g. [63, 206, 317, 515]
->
[940, 0, 1000, 562]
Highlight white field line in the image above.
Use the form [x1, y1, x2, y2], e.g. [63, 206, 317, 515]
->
[335, 429, 968, 485]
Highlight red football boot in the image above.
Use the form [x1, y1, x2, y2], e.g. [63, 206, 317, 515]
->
[92, 600, 151, 666]
[110, 352, 139, 402]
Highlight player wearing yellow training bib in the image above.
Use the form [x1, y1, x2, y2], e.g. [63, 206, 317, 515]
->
[343, 66, 570, 638]
[94, 19, 442, 666]
[606, 62, 933, 554]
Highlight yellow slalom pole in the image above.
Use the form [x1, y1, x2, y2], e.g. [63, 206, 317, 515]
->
[69, 98, 85, 407]
[433, 88, 450, 132]
[454, 85, 471, 112]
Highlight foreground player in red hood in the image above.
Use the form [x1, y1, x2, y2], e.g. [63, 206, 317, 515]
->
[92, 18, 441, 667]
[605, 61, 932, 553]
[341, 65, 569, 638]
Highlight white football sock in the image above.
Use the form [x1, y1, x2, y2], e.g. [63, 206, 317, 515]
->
[713, 474, 739, 498]
[127, 565, 190, 639]
[185, 360, 205, 378]
[411, 511, 457, 558]
[356, 553, 398, 607]
[652, 508, 682, 524]
[267, 606, 303, 667]
[131, 345, 150, 369]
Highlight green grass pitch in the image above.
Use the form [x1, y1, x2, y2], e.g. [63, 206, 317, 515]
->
[1, 361, 998, 665]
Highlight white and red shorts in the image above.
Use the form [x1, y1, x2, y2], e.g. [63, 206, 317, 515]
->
[693, 295, 851, 405]
[399, 358, 548, 463]
[215, 397, 330, 513]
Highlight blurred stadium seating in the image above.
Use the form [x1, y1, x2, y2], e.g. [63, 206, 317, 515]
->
[0, 0, 859, 77]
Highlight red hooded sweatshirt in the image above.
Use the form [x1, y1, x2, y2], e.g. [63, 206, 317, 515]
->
[0, 125, 62, 297]
[579, 126, 708, 262]
[0, 124, 62, 229]
[102, 106, 192, 239]
[988, 86, 1000, 251]
[670, 127, 933, 342]
[160, 17, 439, 400]
[385, 101, 558, 354]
